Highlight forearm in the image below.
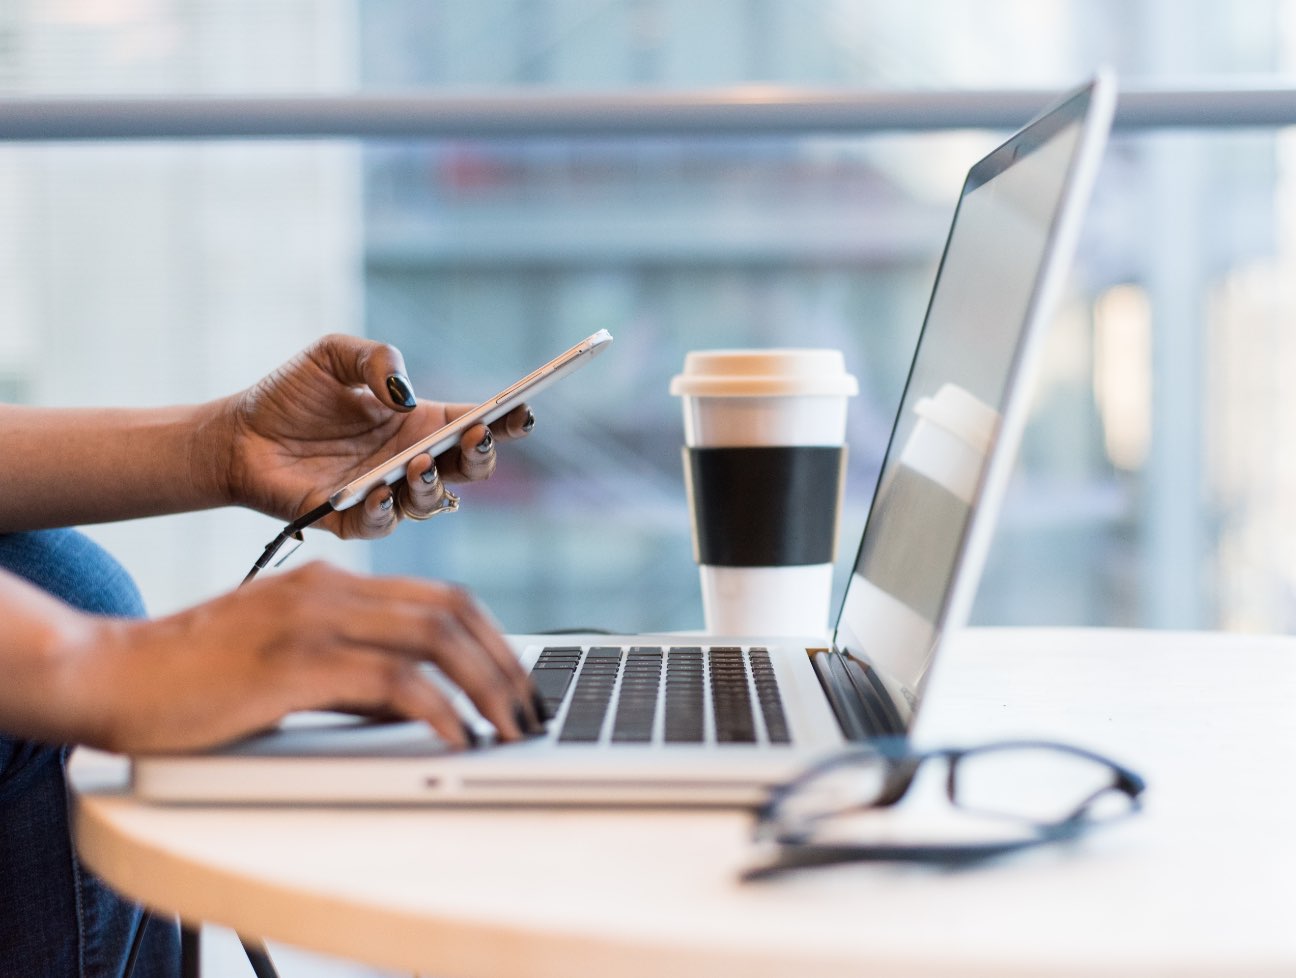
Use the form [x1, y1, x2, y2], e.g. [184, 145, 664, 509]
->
[0, 571, 104, 745]
[0, 401, 234, 531]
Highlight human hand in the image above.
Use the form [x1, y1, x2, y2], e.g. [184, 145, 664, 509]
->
[57, 562, 543, 754]
[212, 334, 534, 538]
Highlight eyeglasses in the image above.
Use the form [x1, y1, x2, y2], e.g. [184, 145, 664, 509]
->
[744, 738, 1145, 880]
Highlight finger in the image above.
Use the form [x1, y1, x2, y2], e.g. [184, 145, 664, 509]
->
[354, 572, 539, 727]
[269, 563, 531, 740]
[452, 592, 546, 726]
[442, 402, 534, 445]
[389, 599, 527, 742]
[451, 423, 497, 483]
[337, 484, 399, 540]
[401, 453, 454, 518]
[306, 647, 472, 750]
[310, 333, 418, 413]
[330, 577, 532, 738]
[499, 403, 536, 441]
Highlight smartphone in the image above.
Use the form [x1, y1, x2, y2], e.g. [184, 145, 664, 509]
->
[327, 329, 613, 512]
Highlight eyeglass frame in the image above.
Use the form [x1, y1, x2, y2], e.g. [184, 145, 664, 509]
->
[745, 737, 1146, 880]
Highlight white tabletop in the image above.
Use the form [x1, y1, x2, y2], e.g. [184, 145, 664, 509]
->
[71, 627, 1296, 977]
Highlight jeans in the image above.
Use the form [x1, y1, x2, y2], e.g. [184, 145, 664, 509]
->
[0, 529, 179, 977]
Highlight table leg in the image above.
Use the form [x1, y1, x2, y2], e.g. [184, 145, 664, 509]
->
[180, 924, 200, 978]
[239, 936, 282, 978]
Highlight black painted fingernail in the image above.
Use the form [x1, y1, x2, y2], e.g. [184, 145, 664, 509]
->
[532, 689, 552, 723]
[420, 465, 439, 486]
[513, 702, 541, 737]
[379, 493, 394, 511]
[460, 721, 480, 750]
[475, 429, 494, 454]
[522, 409, 536, 433]
[385, 374, 417, 409]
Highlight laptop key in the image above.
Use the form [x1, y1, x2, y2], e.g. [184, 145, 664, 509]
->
[710, 649, 756, 744]
[531, 664, 577, 709]
[557, 649, 622, 744]
[612, 649, 663, 743]
[663, 647, 706, 743]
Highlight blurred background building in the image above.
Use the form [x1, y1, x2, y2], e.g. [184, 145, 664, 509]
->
[2, 0, 1295, 639]
[6, 3, 1296, 974]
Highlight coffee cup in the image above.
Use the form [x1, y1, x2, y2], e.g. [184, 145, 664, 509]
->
[670, 349, 858, 636]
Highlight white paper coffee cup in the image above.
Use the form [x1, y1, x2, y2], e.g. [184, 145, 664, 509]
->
[671, 350, 858, 636]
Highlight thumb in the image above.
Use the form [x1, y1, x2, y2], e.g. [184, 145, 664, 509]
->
[311, 334, 419, 413]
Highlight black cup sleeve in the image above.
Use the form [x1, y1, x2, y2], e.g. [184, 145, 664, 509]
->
[684, 445, 846, 567]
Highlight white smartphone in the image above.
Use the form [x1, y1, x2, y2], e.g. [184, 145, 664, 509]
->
[328, 329, 614, 512]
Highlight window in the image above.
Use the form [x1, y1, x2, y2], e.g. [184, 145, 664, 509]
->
[4, 0, 1295, 634]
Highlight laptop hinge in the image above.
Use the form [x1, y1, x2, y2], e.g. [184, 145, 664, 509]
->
[810, 650, 904, 741]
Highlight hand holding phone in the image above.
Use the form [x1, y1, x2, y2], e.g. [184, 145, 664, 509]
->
[242, 329, 612, 584]
[327, 329, 614, 512]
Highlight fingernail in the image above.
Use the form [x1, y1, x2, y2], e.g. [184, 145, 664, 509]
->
[475, 429, 494, 454]
[385, 374, 417, 409]
[460, 721, 480, 750]
[532, 689, 552, 723]
[522, 409, 536, 433]
[379, 492, 394, 511]
[514, 702, 540, 737]
[420, 465, 439, 486]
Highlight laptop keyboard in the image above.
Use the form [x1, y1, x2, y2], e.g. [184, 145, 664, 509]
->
[529, 646, 790, 746]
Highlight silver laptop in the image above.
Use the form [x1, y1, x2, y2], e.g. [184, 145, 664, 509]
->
[133, 73, 1115, 806]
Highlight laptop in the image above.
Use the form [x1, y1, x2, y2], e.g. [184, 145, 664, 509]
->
[132, 73, 1115, 806]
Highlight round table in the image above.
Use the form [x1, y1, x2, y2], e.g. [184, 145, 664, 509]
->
[72, 628, 1296, 977]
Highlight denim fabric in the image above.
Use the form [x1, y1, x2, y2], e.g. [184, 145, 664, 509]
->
[0, 529, 179, 977]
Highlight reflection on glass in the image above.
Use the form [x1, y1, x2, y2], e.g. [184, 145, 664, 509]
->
[836, 112, 1083, 704]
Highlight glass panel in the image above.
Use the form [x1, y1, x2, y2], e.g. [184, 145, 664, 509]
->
[363, 133, 958, 631]
[2, 1, 1296, 635]
[0, 2, 355, 96]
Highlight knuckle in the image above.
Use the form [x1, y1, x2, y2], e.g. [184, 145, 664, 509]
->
[306, 332, 343, 357]
[295, 559, 339, 585]
[274, 589, 319, 630]
[312, 332, 356, 369]
[463, 457, 495, 481]
[366, 504, 396, 531]
[358, 341, 400, 378]
[420, 606, 459, 646]
[410, 477, 440, 503]
[379, 657, 416, 696]
[280, 561, 350, 604]
[352, 657, 406, 707]
[438, 582, 476, 615]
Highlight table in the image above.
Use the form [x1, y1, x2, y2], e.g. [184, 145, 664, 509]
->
[71, 627, 1296, 977]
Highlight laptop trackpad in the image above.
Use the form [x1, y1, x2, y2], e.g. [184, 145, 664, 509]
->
[218, 713, 451, 758]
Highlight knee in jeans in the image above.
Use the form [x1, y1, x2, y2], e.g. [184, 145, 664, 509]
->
[0, 528, 145, 618]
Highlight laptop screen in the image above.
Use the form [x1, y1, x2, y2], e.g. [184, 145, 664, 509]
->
[833, 84, 1101, 720]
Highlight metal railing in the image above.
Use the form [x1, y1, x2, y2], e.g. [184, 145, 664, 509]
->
[0, 85, 1294, 139]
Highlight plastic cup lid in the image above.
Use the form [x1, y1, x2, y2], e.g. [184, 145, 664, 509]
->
[670, 349, 859, 398]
